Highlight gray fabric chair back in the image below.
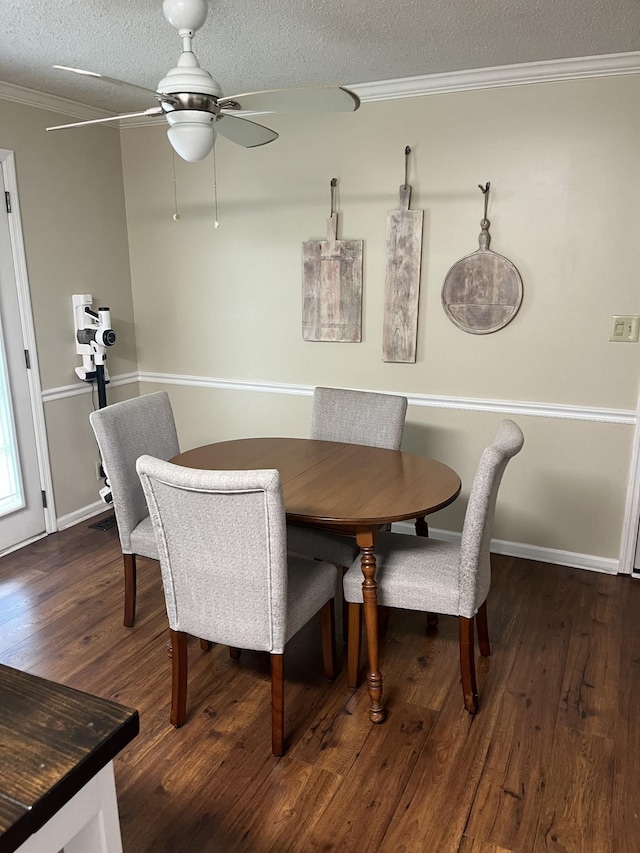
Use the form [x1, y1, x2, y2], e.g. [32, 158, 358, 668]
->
[89, 392, 179, 553]
[459, 419, 524, 617]
[311, 387, 408, 450]
[136, 457, 290, 653]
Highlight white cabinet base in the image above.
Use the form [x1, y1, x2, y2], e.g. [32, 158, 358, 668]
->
[15, 763, 124, 853]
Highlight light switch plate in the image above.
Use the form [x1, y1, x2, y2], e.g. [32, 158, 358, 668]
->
[610, 315, 640, 342]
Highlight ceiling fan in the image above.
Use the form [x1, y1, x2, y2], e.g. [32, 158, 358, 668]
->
[46, 0, 360, 163]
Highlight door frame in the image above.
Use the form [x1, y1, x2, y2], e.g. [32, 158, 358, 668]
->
[0, 149, 56, 542]
[619, 385, 640, 575]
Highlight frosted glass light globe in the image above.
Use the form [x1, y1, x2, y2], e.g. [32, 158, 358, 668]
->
[166, 111, 216, 162]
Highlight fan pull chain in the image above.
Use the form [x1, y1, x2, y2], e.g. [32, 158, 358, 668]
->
[172, 150, 180, 221]
[213, 147, 220, 228]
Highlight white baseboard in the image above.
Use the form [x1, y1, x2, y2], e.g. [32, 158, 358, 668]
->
[392, 521, 620, 575]
[54, 504, 619, 575]
[57, 500, 112, 531]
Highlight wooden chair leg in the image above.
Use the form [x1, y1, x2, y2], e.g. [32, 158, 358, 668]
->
[347, 602, 362, 689]
[229, 647, 241, 660]
[123, 553, 137, 628]
[415, 515, 429, 537]
[459, 616, 479, 714]
[340, 566, 349, 646]
[320, 599, 337, 680]
[476, 601, 491, 657]
[170, 629, 188, 727]
[270, 653, 285, 756]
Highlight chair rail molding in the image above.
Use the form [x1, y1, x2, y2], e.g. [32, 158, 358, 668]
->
[42, 370, 636, 425]
[41, 372, 139, 403]
[135, 371, 635, 425]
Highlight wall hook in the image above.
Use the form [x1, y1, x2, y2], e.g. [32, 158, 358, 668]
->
[404, 146, 411, 185]
[478, 181, 490, 220]
[330, 177, 337, 215]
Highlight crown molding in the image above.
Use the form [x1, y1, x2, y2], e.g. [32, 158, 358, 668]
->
[349, 51, 640, 102]
[121, 50, 640, 128]
[0, 79, 118, 123]
[3, 51, 640, 125]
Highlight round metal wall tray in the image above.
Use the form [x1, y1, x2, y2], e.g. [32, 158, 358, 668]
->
[442, 183, 523, 335]
[442, 248, 523, 334]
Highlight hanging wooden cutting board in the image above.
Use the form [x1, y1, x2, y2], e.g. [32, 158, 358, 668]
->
[442, 183, 523, 334]
[382, 179, 424, 362]
[302, 182, 363, 342]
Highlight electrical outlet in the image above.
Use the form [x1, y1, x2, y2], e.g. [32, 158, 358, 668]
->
[610, 315, 640, 342]
[95, 461, 103, 481]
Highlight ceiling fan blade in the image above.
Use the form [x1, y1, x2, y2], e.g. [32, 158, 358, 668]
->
[46, 107, 163, 132]
[216, 114, 279, 148]
[218, 86, 360, 115]
[53, 65, 161, 100]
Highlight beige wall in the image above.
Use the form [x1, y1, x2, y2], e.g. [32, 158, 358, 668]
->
[0, 98, 138, 517]
[123, 75, 640, 566]
[2, 72, 640, 565]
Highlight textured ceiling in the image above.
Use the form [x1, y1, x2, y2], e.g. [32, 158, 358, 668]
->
[2, 0, 640, 114]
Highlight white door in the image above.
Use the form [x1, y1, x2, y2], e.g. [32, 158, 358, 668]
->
[0, 157, 47, 551]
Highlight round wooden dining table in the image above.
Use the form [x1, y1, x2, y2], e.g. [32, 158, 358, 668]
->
[171, 437, 461, 723]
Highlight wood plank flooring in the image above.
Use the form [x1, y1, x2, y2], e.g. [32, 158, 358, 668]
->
[0, 515, 638, 852]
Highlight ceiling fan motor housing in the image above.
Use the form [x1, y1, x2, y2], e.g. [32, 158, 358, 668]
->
[157, 56, 223, 100]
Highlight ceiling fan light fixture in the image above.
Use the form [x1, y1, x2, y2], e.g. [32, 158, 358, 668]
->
[166, 110, 216, 162]
[48, 0, 360, 160]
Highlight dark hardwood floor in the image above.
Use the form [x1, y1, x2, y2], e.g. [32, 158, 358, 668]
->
[1, 514, 638, 852]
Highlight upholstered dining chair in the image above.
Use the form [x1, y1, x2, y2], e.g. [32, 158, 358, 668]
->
[89, 392, 179, 627]
[343, 419, 524, 714]
[136, 456, 338, 756]
[287, 386, 409, 570]
[310, 386, 408, 449]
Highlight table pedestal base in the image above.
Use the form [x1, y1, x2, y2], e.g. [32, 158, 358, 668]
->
[357, 531, 386, 723]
